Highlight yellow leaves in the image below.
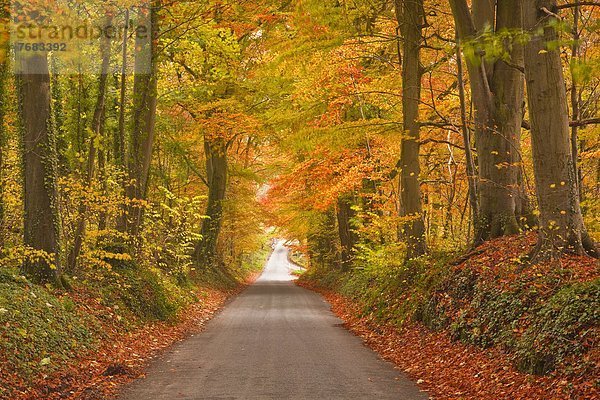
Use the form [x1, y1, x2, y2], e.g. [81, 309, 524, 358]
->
[89, 250, 132, 264]
[1, 246, 58, 271]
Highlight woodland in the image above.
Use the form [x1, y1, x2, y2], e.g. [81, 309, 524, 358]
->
[0, 0, 599, 399]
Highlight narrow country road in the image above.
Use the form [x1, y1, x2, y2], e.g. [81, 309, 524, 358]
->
[118, 242, 428, 400]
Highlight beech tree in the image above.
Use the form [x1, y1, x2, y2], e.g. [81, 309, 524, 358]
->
[450, 0, 530, 244]
[337, 193, 358, 268]
[17, 52, 63, 285]
[395, 0, 427, 259]
[194, 134, 228, 267]
[120, 5, 159, 237]
[522, 0, 598, 261]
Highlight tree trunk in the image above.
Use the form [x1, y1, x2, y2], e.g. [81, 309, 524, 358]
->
[523, 0, 598, 261]
[115, 8, 130, 169]
[68, 17, 113, 271]
[570, 4, 582, 199]
[450, 0, 525, 245]
[120, 6, 158, 237]
[307, 209, 340, 269]
[337, 193, 358, 268]
[17, 53, 63, 285]
[396, 0, 427, 259]
[50, 58, 69, 174]
[456, 34, 480, 234]
[194, 136, 228, 267]
[485, 0, 524, 238]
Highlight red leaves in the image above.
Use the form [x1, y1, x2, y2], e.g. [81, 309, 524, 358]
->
[455, 233, 599, 292]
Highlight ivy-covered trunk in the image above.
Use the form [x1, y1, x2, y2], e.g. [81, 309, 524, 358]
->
[307, 209, 340, 269]
[17, 53, 62, 285]
[120, 5, 158, 238]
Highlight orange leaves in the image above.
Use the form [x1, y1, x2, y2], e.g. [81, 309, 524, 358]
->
[306, 41, 374, 127]
[200, 110, 260, 144]
[267, 146, 374, 212]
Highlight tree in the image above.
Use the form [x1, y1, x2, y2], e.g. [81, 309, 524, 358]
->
[522, 0, 598, 261]
[450, 0, 529, 244]
[337, 192, 358, 268]
[120, 4, 159, 237]
[17, 52, 63, 285]
[194, 133, 228, 267]
[395, 0, 427, 259]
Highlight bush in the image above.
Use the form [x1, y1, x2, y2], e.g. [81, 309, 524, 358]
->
[98, 267, 192, 322]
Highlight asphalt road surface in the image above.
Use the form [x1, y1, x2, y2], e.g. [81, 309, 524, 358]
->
[118, 242, 428, 400]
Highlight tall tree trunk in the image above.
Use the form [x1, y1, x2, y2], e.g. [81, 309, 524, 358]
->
[17, 53, 63, 285]
[194, 136, 228, 267]
[570, 4, 582, 199]
[50, 58, 69, 174]
[396, 0, 427, 259]
[450, 0, 525, 245]
[486, 0, 525, 237]
[115, 8, 130, 169]
[523, 0, 598, 261]
[68, 17, 113, 271]
[456, 35, 480, 233]
[97, 131, 108, 231]
[337, 193, 357, 269]
[120, 5, 158, 237]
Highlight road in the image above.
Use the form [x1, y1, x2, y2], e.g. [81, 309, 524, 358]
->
[118, 242, 428, 400]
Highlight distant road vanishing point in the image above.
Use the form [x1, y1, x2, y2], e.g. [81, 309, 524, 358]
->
[118, 242, 428, 400]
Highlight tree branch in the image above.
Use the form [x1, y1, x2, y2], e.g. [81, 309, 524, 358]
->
[522, 118, 600, 130]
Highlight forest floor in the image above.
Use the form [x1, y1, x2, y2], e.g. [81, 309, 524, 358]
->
[2, 272, 262, 400]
